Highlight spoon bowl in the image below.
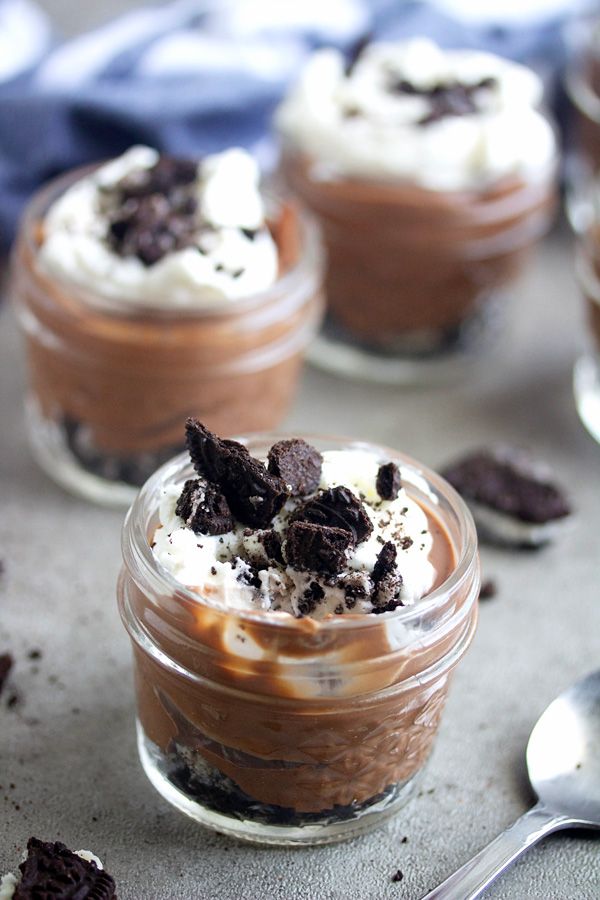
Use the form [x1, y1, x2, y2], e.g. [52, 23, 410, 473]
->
[423, 669, 600, 899]
[528, 669, 600, 825]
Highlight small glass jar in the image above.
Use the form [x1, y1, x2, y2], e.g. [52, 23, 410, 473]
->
[118, 435, 480, 846]
[279, 148, 556, 385]
[574, 205, 600, 444]
[10, 169, 324, 507]
[565, 15, 600, 231]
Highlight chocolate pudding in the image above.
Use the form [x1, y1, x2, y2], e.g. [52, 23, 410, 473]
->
[118, 424, 480, 844]
[276, 39, 556, 381]
[11, 148, 324, 504]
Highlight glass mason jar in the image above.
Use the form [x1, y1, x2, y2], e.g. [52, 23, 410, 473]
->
[279, 147, 556, 385]
[574, 202, 600, 445]
[10, 169, 324, 507]
[565, 15, 600, 231]
[118, 435, 480, 846]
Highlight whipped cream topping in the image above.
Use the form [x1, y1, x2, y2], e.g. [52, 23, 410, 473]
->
[276, 38, 556, 190]
[153, 448, 435, 620]
[40, 146, 278, 307]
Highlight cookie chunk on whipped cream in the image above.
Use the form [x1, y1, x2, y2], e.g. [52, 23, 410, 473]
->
[153, 420, 436, 619]
[40, 146, 278, 306]
[276, 38, 555, 190]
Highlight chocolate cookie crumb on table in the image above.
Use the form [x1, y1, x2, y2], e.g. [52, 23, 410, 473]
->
[0, 837, 117, 899]
[442, 447, 571, 548]
[478, 579, 498, 601]
[0, 653, 13, 697]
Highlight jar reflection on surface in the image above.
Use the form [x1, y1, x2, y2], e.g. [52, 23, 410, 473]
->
[10, 169, 324, 507]
[279, 148, 556, 385]
[118, 436, 480, 846]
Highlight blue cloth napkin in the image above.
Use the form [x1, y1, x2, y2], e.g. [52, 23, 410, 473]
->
[0, 0, 586, 249]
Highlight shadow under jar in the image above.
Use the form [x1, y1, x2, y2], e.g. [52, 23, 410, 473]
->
[118, 435, 480, 846]
[280, 149, 556, 384]
[11, 170, 324, 507]
[574, 207, 600, 445]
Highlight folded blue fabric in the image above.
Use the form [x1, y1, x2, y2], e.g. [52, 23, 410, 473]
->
[0, 0, 584, 249]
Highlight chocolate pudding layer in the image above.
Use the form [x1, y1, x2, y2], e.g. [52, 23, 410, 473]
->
[281, 151, 554, 349]
[276, 39, 556, 371]
[118, 428, 479, 843]
[11, 150, 323, 502]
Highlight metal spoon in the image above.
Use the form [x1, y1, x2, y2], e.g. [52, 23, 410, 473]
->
[422, 669, 600, 899]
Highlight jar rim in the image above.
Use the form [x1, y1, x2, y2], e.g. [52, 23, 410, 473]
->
[18, 161, 324, 319]
[121, 432, 479, 635]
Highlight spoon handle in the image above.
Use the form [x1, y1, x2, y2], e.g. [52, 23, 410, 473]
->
[421, 803, 572, 900]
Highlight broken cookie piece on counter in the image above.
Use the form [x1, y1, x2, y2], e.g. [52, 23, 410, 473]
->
[442, 446, 572, 548]
[0, 837, 117, 899]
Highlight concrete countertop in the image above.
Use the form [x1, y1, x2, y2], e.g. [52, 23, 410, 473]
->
[1, 227, 599, 899]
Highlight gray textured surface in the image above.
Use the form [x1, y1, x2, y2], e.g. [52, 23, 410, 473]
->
[1, 228, 599, 899]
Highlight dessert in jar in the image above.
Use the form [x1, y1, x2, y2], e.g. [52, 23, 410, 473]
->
[574, 186, 600, 445]
[118, 419, 480, 845]
[11, 146, 323, 506]
[276, 38, 557, 383]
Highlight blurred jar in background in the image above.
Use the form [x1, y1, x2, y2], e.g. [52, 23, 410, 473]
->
[565, 15, 600, 231]
[11, 147, 323, 506]
[276, 38, 557, 385]
[574, 184, 600, 445]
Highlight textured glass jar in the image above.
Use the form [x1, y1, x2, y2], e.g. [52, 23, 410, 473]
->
[565, 15, 600, 231]
[118, 435, 480, 846]
[11, 169, 324, 507]
[279, 147, 556, 385]
[574, 207, 600, 445]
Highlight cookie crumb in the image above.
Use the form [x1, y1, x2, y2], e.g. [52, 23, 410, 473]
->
[478, 579, 497, 601]
[391, 869, 404, 883]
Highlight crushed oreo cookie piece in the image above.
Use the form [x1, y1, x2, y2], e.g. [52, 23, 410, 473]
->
[267, 438, 322, 496]
[376, 462, 401, 501]
[285, 521, 352, 575]
[389, 77, 497, 126]
[442, 448, 571, 547]
[175, 478, 234, 536]
[0, 652, 13, 697]
[342, 572, 371, 608]
[258, 529, 284, 565]
[185, 419, 287, 528]
[478, 578, 497, 601]
[185, 418, 233, 482]
[296, 581, 326, 617]
[222, 449, 288, 529]
[371, 541, 404, 612]
[14, 838, 116, 899]
[391, 868, 404, 883]
[293, 486, 373, 545]
[109, 156, 200, 266]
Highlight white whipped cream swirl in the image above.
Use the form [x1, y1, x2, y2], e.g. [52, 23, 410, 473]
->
[153, 449, 436, 620]
[40, 146, 278, 308]
[276, 38, 556, 190]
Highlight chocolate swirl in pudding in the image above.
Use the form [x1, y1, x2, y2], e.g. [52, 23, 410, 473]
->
[118, 424, 480, 842]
